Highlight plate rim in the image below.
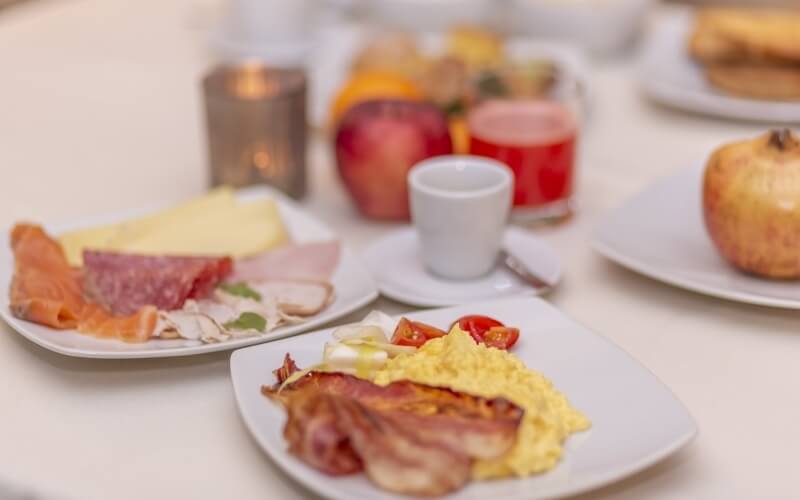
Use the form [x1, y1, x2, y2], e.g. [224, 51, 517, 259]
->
[230, 296, 697, 500]
[0, 185, 380, 359]
[591, 166, 800, 310]
[0, 286, 379, 359]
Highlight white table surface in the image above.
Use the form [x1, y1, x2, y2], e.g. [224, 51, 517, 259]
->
[0, 1, 797, 499]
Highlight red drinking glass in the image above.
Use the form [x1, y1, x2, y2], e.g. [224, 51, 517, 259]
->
[468, 97, 580, 223]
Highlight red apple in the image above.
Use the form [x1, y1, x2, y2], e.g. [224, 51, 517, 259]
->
[703, 129, 800, 279]
[335, 99, 453, 220]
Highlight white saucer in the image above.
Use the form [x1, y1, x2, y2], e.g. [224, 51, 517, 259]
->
[362, 227, 562, 307]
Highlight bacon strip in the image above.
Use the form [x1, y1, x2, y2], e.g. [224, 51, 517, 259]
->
[282, 390, 363, 476]
[331, 395, 472, 496]
[8, 224, 157, 342]
[272, 353, 299, 385]
[262, 356, 524, 496]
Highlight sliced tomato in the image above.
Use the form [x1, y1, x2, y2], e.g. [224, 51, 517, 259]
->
[411, 321, 447, 340]
[391, 317, 427, 348]
[453, 315, 504, 344]
[482, 326, 520, 350]
[391, 318, 448, 347]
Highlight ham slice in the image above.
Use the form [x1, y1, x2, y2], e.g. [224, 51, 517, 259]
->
[82, 251, 232, 315]
[263, 358, 524, 496]
[8, 224, 157, 343]
[229, 241, 340, 283]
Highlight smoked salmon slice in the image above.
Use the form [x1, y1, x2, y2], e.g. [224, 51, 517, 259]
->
[77, 303, 158, 343]
[9, 224, 157, 342]
[9, 224, 84, 329]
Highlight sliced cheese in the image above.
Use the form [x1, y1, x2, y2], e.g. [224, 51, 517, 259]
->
[110, 186, 236, 247]
[60, 225, 119, 266]
[58, 188, 288, 265]
[119, 199, 288, 257]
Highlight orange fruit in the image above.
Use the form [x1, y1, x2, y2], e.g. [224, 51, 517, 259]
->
[449, 117, 470, 154]
[330, 71, 423, 126]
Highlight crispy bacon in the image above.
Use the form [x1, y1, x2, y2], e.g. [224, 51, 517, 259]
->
[262, 356, 524, 496]
[272, 353, 299, 385]
[331, 395, 472, 496]
[282, 390, 363, 476]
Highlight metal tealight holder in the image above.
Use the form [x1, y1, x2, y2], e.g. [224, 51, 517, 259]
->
[203, 63, 307, 199]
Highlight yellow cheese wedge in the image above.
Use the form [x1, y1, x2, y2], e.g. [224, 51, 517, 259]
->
[60, 225, 119, 266]
[110, 186, 236, 247]
[58, 188, 288, 265]
[119, 199, 288, 258]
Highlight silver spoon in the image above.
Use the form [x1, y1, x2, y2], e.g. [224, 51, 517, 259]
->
[499, 249, 555, 295]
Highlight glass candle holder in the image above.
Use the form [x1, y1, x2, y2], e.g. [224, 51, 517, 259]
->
[203, 63, 307, 198]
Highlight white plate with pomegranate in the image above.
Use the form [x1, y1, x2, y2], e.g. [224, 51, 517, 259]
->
[0, 186, 379, 359]
[231, 297, 697, 500]
[592, 165, 800, 309]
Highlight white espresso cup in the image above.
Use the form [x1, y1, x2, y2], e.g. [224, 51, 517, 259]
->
[408, 156, 513, 280]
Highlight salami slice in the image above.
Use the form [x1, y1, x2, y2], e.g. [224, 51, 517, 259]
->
[82, 251, 233, 315]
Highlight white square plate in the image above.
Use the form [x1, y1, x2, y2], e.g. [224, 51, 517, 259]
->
[638, 9, 800, 123]
[593, 165, 800, 309]
[230, 297, 696, 500]
[0, 186, 378, 359]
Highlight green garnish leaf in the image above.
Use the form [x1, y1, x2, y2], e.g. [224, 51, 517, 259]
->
[223, 312, 267, 332]
[443, 99, 466, 117]
[476, 71, 508, 98]
[219, 282, 262, 301]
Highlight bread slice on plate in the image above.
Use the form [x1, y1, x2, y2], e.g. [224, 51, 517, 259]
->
[705, 63, 800, 101]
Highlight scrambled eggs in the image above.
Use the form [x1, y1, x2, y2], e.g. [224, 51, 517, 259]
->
[372, 326, 590, 479]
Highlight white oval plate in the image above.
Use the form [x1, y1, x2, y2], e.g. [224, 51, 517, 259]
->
[231, 296, 697, 500]
[362, 227, 562, 307]
[593, 165, 800, 309]
[0, 186, 378, 359]
[638, 9, 800, 123]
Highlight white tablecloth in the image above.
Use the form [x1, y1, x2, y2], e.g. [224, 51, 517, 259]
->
[0, 1, 796, 499]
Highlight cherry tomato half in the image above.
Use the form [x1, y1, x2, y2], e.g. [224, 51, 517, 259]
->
[482, 326, 520, 350]
[411, 321, 447, 340]
[391, 318, 448, 347]
[391, 317, 427, 348]
[453, 315, 504, 344]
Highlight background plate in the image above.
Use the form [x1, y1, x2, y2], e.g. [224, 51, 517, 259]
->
[231, 297, 696, 500]
[0, 186, 378, 359]
[638, 9, 800, 123]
